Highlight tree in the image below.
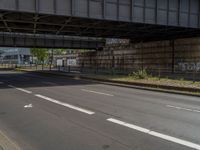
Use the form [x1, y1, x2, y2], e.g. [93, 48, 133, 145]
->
[30, 48, 48, 70]
[53, 49, 67, 55]
[47, 49, 67, 71]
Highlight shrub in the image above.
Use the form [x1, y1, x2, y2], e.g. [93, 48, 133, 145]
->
[129, 69, 150, 79]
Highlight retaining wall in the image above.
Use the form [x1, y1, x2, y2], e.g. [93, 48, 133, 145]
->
[77, 37, 200, 76]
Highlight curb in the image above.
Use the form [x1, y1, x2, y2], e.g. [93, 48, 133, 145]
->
[0, 131, 20, 150]
[18, 69, 200, 97]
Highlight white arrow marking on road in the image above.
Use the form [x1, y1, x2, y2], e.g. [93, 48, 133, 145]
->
[35, 94, 95, 115]
[107, 118, 200, 150]
[24, 104, 33, 108]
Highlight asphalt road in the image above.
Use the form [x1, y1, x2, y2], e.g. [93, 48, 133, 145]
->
[0, 70, 200, 150]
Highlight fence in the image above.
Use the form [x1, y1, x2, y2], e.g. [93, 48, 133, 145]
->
[68, 38, 200, 81]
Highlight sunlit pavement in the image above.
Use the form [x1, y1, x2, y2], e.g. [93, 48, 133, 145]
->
[0, 70, 200, 150]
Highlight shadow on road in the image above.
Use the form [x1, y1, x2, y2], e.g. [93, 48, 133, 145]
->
[0, 70, 95, 89]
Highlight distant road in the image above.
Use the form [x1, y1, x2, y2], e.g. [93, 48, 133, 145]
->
[0, 70, 200, 150]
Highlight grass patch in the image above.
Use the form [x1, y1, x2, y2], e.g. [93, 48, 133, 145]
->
[84, 72, 200, 89]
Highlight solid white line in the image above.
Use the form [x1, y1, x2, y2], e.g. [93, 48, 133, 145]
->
[107, 118, 200, 150]
[8, 85, 32, 94]
[35, 94, 95, 115]
[166, 105, 200, 113]
[81, 89, 114, 96]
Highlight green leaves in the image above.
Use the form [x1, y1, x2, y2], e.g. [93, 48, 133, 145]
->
[129, 69, 150, 79]
[30, 48, 48, 63]
[53, 49, 66, 55]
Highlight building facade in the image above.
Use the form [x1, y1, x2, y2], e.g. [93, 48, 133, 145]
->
[0, 48, 32, 65]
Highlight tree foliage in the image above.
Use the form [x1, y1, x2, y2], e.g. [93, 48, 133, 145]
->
[30, 48, 48, 63]
[53, 49, 66, 55]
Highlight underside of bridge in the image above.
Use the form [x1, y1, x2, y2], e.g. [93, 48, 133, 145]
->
[1, 11, 200, 42]
[0, 0, 200, 42]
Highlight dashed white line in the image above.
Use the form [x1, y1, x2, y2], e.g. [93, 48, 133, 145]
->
[42, 81, 57, 85]
[166, 105, 200, 113]
[149, 131, 200, 150]
[8, 85, 15, 88]
[81, 89, 114, 96]
[16, 88, 32, 94]
[35, 94, 95, 115]
[107, 118, 200, 150]
[8, 85, 32, 94]
[107, 118, 150, 133]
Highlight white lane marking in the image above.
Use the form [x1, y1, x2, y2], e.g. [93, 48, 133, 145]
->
[24, 104, 33, 108]
[35, 94, 95, 115]
[166, 105, 200, 113]
[107, 118, 150, 133]
[8, 85, 18, 88]
[149, 131, 200, 150]
[8, 85, 32, 94]
[42, 81, 57, 85]
[8, 85, 15, 88]
[107, 118, 200, 150]
[81, 89, 114, 97]
[0, 81, 4, 84]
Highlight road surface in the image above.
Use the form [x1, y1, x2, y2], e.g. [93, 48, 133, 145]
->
[0, 70, 200, 150]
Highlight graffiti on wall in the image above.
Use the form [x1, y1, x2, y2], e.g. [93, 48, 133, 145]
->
[178, 62, 200, 71]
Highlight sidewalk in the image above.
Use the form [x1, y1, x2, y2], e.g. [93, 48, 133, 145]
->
[0, 130, 20, 150]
